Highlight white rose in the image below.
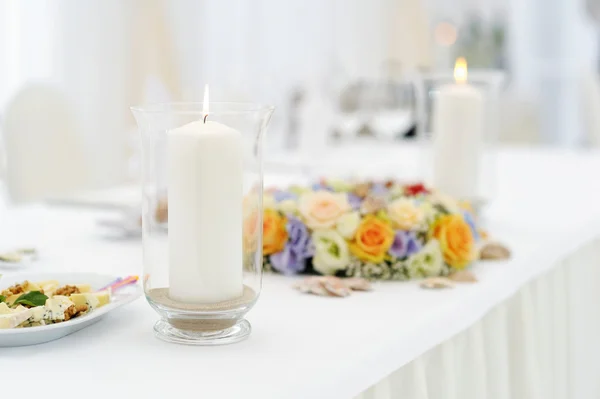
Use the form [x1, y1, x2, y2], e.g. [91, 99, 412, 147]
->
[419, 240, 444, 277]
[298, 191, 351, 229]
[387, 198, 425, 230]
[312, 229, 350, 275]
[429, 191, 461, 214]
[278, 199, 298, 215]
[336, 211, 361, 239]
[405, 255, 425, 279]
[388, 184, 404, 199]
[405, 239, 444, 278]
[419, 202, 439, 224]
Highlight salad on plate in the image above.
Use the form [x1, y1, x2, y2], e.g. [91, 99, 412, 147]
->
[0, 280, 110, 329]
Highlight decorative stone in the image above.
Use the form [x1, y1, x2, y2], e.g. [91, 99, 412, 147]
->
[293, 276, 372, 297]
[420, 277, 455, 289]
[479, 242, 511, 260]
[322, 277, 352, 297]
[344, 277, 372, 291]
[448, 270, 478, 283]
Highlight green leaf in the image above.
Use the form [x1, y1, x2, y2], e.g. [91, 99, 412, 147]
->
[13, 291, 48, 307]
[0, 295, 5, 303]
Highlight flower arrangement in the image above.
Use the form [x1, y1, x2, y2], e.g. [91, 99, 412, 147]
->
[251, 179, 492, 281]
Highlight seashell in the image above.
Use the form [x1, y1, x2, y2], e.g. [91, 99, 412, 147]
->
[352, 183, 372, 199]
[321, 276, 352, 297]
[344, 277, 373, 291]
[294, 276, 374, 297]
[420, 277, 455, 289]
[479, 242, 511, 260]
[293, 277, 333, 297]
[448, 270, 478, 283]
[292, 276, 320, 290]
[360, 196, 386, 215]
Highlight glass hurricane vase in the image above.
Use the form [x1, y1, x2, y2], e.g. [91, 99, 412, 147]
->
[131, 103, 274, 345]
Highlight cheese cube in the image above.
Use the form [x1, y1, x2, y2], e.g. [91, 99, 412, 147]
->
[76, 284, 92, 293]
[35, 280, 60, 295]
[0, 308, 32, 329]
[69, 293, 99, 310]
[69, 291, 109, 310]
[43, 296, 75, 321]
[0, 303, 11, 314]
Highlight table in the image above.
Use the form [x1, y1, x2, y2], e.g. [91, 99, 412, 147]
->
[2, 147, 600, 399]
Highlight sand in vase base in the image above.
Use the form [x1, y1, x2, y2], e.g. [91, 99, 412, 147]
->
[147, 285, 256, 332]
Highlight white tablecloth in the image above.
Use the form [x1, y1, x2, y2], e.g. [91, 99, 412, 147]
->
[2, 147, 600, 399]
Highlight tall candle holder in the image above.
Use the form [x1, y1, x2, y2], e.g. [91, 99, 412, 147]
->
[132, 102, 274, 345]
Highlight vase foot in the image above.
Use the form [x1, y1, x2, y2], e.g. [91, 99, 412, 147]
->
[153, 318, 251, 346]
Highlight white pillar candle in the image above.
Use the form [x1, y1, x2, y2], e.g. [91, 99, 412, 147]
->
[168, 93, 243, 304]
[432, 58, 484, 199]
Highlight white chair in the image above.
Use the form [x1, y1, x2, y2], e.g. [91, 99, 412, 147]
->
[580, 70, 600, 147]
[497, 91, 541, 144]
[2, 84, 88, 203]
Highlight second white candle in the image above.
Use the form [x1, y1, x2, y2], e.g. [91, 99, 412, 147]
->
[432, 58, 484, 200]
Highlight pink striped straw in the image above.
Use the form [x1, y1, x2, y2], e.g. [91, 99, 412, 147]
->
[97, 275, 138, 292]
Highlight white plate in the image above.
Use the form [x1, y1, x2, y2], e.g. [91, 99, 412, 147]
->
[0, 249, 38, 270]
[0, 272, 142, 347]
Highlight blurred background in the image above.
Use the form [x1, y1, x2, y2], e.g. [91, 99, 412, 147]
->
[0, 0, 599, 202]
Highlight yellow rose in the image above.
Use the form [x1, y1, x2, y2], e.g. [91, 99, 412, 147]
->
[262, 209, 288, 255]
[387, 198, 425, 230]
[298, 191, 351, 229]
[349, 215, 394, 263]
[430, 214, 475, 269]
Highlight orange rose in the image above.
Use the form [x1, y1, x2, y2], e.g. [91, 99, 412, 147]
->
[262, 209, 288, 255]
[349, 215, 394, 263]
[431, 214, 475, 269]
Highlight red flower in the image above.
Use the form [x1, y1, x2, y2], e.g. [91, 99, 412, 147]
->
[404, 183, 429, 196]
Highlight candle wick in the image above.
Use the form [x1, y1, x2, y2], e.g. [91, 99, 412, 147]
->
[203, 114, 208, 124]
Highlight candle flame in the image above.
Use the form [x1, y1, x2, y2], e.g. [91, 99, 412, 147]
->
[454, 57, 468, 83]
[202, 84, 209, 117]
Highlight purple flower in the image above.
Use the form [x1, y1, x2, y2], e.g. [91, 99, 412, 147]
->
[273, 190, 297, 203]
[347, 193, 362, 210]
[371, 183, 388, 196]
[287, 217, 314, 258]
[389, 230, 423, 259]
[462, 211, 480, 241]
[270, 217, 314, 275]
[311, 183, 334, 192]
[270, 247, 304, 275]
